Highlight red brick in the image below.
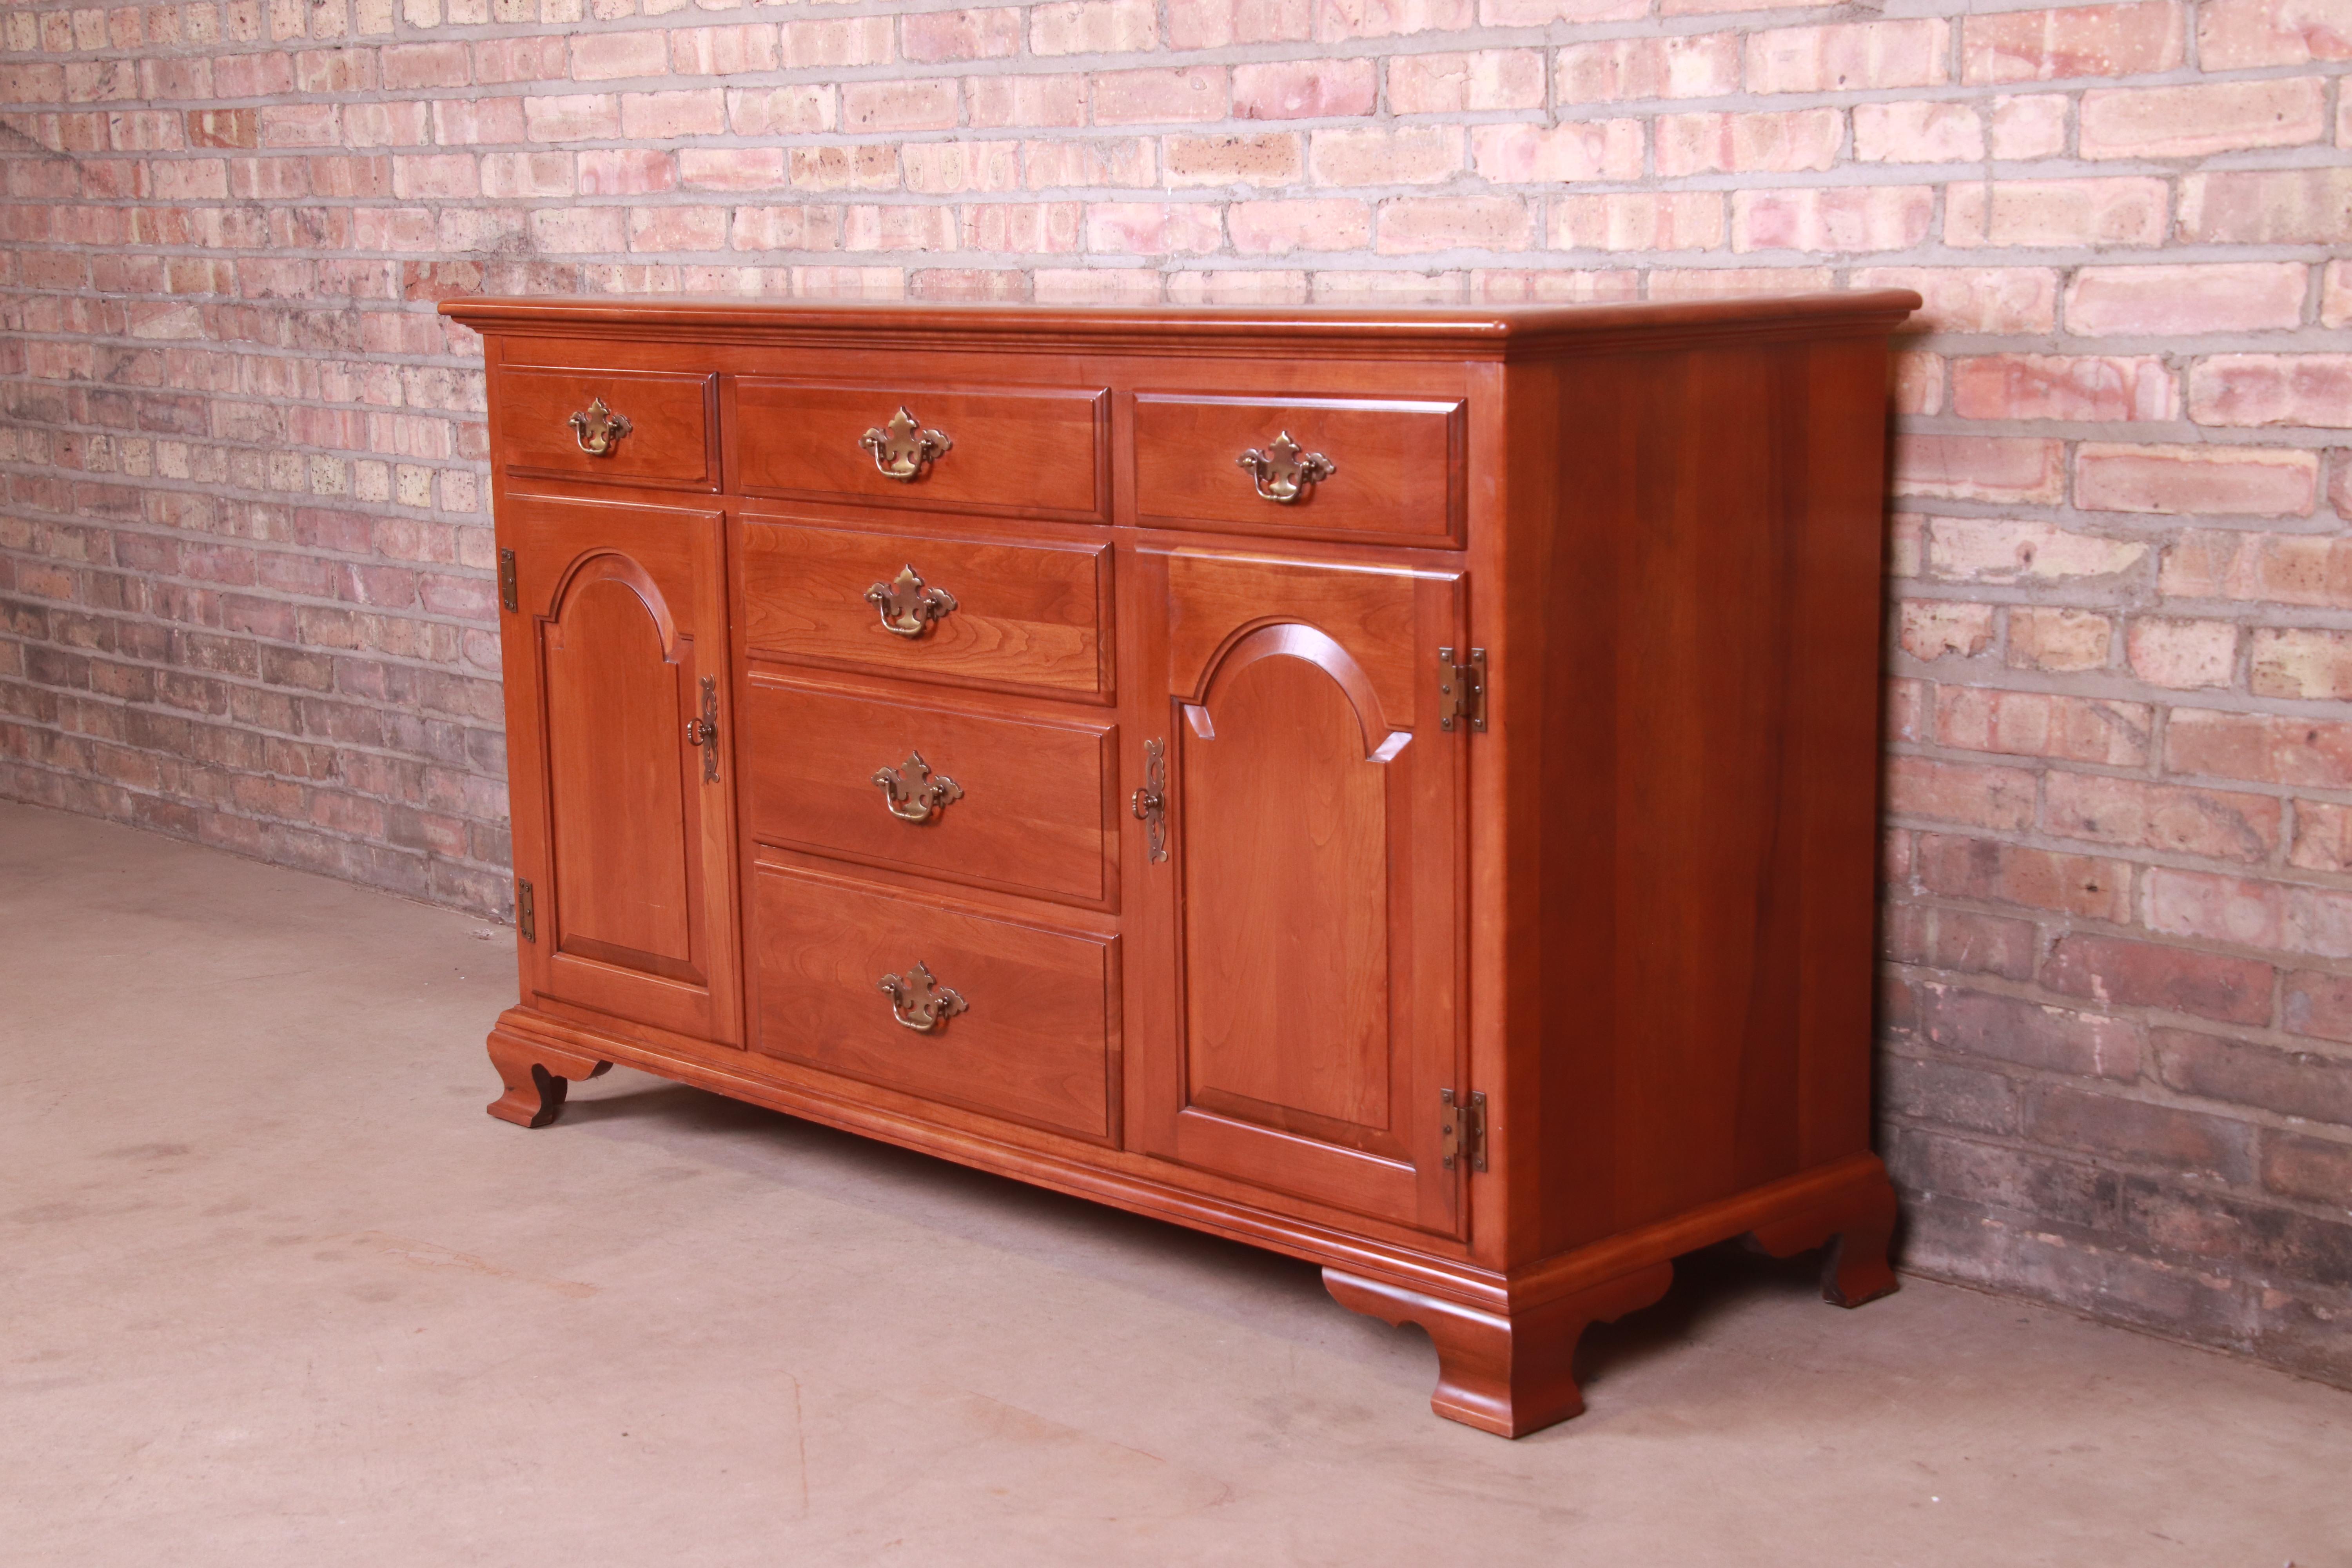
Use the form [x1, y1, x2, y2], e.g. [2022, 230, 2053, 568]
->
[1853, 102, 1986, 163]
[902, 8, 1022, 62]
[2166, 710, 2352, 788]
[2179, 169, 2352, 245]
[1030, 0, 1157, 54]
[1164, 0, 1312, 47]
[1935, 688, 2151, 766]
[1555, 35, 1740, 102]
[2188, 356, 2352, 429]
[1925, 517, 2148, 583]
[1900, 600, 1995, 660]
[2199, 0, 2352, 67]
[1914, 983, 2145, 1078]
[1317, 0, 1473, 37]
[1895, 435, 2066, 504]
[2028, 1084, 2256, 1181]
[1853, 267, 2058, 334]
[2252, 628, 2352, 700]
[1233, 59, 1377, 119]
[1945, 178, 2167, 249]
[1961, 3, 2187, 83]
[1917, 835, 2134, 922]
[2081, 77, 2328, 159]
[1093, 67, 1228, 125]
[1655, 109, 1840, 176]
[1950, 354, 2176, 421]
[2045, 772, 2280, 862]
[1227, 198, 1370, 254]
[1375, 196, 1531, 254]
[1470, 120, 1643, 183]
[1747, 21, 1949, 93]
[2042, 934, 2276, 1025]
[2157, 1024, 2352, 1116]
[1887, 755, 2038, 830]
[2261, 1130, 2352, 1206]
[1388, 50, 1544, 113]
[2065, 264, 2309, 336]
[2078, 444, 2318, 517]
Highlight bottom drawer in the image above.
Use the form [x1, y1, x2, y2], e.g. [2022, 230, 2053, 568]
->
[750, 864, 1116, 1142]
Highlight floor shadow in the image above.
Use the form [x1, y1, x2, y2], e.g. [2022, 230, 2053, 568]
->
[1576, 1240, 1828, 1390]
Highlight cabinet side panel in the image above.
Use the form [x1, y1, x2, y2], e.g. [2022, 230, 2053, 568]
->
[1517, 336, 1892, 1258]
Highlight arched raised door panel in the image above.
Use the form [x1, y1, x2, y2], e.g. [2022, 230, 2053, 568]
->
[501, 494, 742, 1048]
[1140, 549, 1466, 1237]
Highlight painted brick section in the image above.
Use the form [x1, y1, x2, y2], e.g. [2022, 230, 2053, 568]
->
[2, 0, 2349, 1394]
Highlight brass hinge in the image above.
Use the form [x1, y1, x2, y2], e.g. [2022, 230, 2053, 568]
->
[1440, 1087, 1487, 1173]
[515, 877, 535, 942]
[1438, 646, 1486, 733]
[497, 548, 518, 613]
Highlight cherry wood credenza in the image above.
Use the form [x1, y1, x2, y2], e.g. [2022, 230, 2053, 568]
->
[446, 293, 1920, 1436]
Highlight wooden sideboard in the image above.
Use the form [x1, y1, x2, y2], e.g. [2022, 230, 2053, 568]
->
[445, 294, 1920, 1437]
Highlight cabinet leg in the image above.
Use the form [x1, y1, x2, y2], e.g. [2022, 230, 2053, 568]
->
[486, 1029, 612, 1129]
[1323, 1262, 1675, 1438]
[1746, 1165, 1900, 1308]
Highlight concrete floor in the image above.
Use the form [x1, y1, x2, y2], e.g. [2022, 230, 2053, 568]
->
[3, 800, 2348, 1567]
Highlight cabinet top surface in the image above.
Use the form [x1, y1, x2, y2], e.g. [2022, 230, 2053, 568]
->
[440, 290, 1920, 356]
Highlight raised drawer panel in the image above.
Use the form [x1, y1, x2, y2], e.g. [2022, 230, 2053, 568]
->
[1133, 393, 1465, 545]
[737, 517, 1111, 699]
[495, 367, 717, 490]
[741, 677, 1115, 907]
[735, 379, 1108, 520]
[751, 864, 1116, 1142]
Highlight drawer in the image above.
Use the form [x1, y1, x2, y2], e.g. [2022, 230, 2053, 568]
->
[1133, 393, 1465, 545]
[741, 678, 1114, 908]
[737, 517, 1111, 699]
[751, 864, 1116, 1142]
[735, 379, 1108, 521]
[494, 367, 717, 489]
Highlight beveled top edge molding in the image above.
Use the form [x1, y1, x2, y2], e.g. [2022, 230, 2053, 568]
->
[438, 291, 1924, 358]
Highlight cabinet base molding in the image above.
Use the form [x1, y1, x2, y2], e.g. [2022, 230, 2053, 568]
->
[483, 1008, 1896, 1434]
[485, 1023, 611, 1129]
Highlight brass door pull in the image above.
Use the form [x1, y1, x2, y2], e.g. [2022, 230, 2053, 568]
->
[568, 396, 632, 456]
[860, 406, 952, 481]
[873, 751, 962, 823]
[878, 962, 967, 1033]
[1131, 737, 1168, 863]
[684, 676, 720, 782]
[865, 564, 957, 638]
[1236, 431, 1334, 504]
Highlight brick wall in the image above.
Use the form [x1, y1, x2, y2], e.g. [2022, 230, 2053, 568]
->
[3, 0, 2348, 1381]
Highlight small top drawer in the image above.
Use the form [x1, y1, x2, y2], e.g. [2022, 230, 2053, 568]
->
[735, 379, 1109, 521]
[494, 367, 717, 490]
[1133, 393, 1465, 545]
[738, 517, 1111, 699]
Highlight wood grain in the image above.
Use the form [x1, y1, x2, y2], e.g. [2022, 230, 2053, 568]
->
[495, 367, 717, 490]
[735, 378, 1107, 519]
[737, 514, 1111, 699]
[1134, 392, 1463, 544]
[739, 673, 1116, 908]
[749, 861, 1118, 1142]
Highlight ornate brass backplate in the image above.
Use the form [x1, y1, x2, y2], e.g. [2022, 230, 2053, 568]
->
[859, 406, 953, 481]
[684, 675, 721, 782]
[864, 563, 958, 638]
[1131, 737, 1168, 863]
[872, 750, 963, 823]
[878, 961, 967, 1033]
[1236, 431, 1336, 504]
[567, 396, 632, 456]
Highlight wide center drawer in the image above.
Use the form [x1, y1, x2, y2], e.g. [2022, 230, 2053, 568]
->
[737, 517, 1111, 699]
[740, 678, 1115, 908]
[735, 379, 1108, 521]
[751, 864, 1116, 1142]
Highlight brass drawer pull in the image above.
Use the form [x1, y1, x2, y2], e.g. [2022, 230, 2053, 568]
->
[1236, 431, 1334, 505]
[873, 751, 962, 824]
[865, 563, 957, 639]
[878, 961, 967, 1033]
[1131, 737, 1168, 863]
[684, 675, 721, 782]
[568, 396, 632, 456]
[860, 405, 953, 481]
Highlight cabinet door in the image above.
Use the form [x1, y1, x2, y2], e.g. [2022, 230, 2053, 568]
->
[500, 492, 741, 1045]
[1131, 548, 1466, 1235]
